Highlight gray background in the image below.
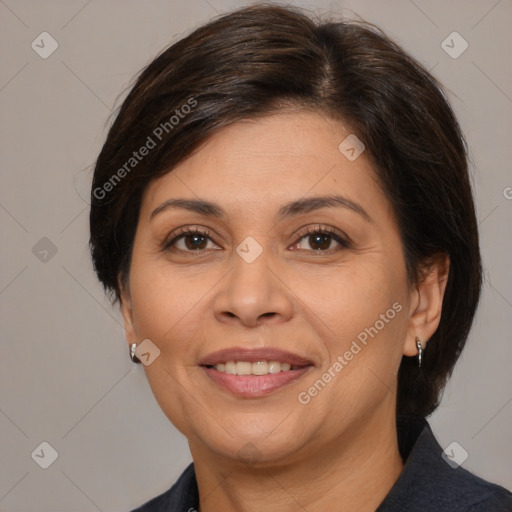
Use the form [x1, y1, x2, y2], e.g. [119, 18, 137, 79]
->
[0, 0, 511, 510]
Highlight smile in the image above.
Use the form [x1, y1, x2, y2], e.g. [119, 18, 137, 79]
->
[199, 347, 314, 396]
[206, 360, 303, 375]
[200, 363, 312, 397]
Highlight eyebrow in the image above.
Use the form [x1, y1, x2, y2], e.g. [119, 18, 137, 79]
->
[150, 195, 372, 223]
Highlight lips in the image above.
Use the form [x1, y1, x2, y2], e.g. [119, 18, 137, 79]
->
[198, 347, 313, 367]
[199, 347, 314, 397]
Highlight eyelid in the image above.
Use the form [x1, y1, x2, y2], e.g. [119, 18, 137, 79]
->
[162, 223, 351, 252]
[291, 224, 351, 252]
[161, 225, 218, 250]
[294, 224, 351, 244]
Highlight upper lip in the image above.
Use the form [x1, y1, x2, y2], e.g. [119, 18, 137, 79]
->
[199, 347, 314, 367]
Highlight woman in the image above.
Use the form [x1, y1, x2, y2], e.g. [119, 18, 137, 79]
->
[89, 4, 512, 511]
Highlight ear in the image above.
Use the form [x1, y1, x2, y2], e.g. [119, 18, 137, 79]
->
[403, 254, 450, 357]
[118, 274, 137, 345]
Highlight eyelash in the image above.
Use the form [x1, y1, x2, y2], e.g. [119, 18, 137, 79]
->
[162, 225, 351, 254]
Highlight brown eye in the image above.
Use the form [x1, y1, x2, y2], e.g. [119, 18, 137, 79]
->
[305, 233, 332, 250]
[163, 227, 219, 252]
[181, 233, 209, 250]
[293, 226, 350, 252]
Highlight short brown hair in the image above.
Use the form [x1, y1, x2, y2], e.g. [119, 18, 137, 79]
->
[89, 3, 482, 417]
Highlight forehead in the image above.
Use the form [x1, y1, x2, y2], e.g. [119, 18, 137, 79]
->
[142, 111, 383, 216]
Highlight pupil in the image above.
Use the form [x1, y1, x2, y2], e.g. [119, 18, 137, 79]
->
[311, 234, 330, 250]
[186, 235, 206, 250]
[183, 233, 332, 251]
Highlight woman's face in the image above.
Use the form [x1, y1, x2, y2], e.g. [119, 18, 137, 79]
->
[120, 111, 429, 466]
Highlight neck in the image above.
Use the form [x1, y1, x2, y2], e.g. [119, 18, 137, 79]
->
[190, 407, 404, 512]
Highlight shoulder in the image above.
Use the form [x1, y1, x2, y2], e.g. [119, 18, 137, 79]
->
[377, 415, 512, 511]
[129, 462, 199, 512]
[465, 488, 512, 511]
[443, 463, 512, 511]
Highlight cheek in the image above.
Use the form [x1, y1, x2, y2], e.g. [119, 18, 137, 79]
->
[127, 259, 210, 434]
[301, 256, 410, 391]
[312, 260, 406, 333]
[128, 254, 217, 357]
[301, 267, 407, 403]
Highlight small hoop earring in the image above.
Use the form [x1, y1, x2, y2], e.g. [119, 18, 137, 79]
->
[130, 343, 141, 364]
[416, 337, 423, 368]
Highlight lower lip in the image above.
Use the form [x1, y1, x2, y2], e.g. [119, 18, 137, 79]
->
[201, 366, 312, 397]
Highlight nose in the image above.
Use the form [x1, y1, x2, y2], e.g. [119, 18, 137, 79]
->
[212, 242, 294, 328]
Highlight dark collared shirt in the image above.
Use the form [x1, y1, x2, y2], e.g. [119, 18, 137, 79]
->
[131, 415, 512, 511]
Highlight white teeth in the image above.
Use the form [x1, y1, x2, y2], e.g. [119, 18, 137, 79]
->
[225, 361, 236, 374]
[212, 360, 298, 375]
[252, 361, 268, 375]
[268, 361, 281, 374]
[236, 361, 252, 375]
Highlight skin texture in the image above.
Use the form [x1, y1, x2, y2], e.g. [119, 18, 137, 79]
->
[120, 111, 449, 512]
